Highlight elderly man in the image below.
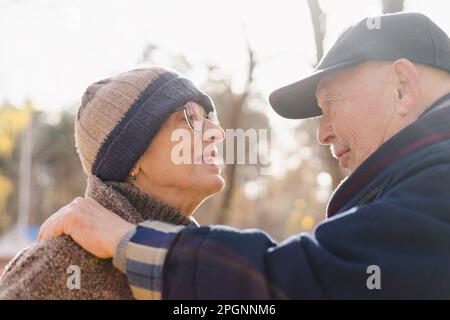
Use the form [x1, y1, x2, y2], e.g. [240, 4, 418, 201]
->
[38, 13, 450, 299]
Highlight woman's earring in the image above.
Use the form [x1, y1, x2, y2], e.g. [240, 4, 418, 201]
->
[130, 170, 137, 183]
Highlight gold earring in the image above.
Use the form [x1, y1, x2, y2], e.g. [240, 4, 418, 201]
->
[130, 170, 137, 183]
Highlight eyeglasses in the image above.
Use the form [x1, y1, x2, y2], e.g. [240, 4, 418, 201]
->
[176, 102, 220, 132]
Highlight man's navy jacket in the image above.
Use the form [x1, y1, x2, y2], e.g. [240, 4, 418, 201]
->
[114, 93, 450, 299]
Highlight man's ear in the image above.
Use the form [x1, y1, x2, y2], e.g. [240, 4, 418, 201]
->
[391, 59, 421, 116]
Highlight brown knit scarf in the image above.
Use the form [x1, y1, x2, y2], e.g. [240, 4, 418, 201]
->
[0, 176, 197, 300]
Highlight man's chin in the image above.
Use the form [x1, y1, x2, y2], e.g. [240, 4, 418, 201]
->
[341, 162, 357, 175]
[338, 157, 355, 175]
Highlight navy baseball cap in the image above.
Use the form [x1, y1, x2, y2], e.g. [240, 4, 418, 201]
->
[269, 12, 450, 119]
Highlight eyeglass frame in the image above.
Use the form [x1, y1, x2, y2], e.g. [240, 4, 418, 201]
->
[175, 102, 220, 132]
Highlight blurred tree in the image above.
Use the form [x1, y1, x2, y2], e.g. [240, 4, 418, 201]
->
[212, 29, 261, 224]
[140, 44, 193, 75]
[382, 0, 405, 14]
[307, 0, 326, 63]
[30, 110, 85, 224]
[204, 63, 271, 224]
[0, 102, 31, 157]
[0, 102, 32, 232]
[0, 174, 13, 231]
[0, 104, 85, 232]
[307, 0, 346, 190]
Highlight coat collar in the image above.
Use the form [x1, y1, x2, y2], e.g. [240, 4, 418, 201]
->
[326, 93, 450, 218]
[85, 175, 198, 226]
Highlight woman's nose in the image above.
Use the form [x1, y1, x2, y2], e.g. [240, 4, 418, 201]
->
[203, 120, 225, 143]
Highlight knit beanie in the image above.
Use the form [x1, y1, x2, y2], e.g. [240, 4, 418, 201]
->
[75, 66, 215, 182]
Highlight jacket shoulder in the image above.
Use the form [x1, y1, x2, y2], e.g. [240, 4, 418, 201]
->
[0, 236, 132, 299]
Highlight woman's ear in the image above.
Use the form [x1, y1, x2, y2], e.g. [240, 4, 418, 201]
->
[392, 59, 421, 116]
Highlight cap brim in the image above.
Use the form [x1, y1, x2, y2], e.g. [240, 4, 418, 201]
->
[269, 61, 361, 119]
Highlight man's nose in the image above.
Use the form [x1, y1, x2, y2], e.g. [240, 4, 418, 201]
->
[203, 119, 225, 143]
[317, 116, 334, 145]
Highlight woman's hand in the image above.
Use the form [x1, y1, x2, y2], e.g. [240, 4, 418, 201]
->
[38, 197, 136, 259]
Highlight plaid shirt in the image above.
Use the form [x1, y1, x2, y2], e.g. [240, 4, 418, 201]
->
[113, 220, 186, 299]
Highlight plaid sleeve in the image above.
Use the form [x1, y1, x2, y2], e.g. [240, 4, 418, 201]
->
[112, 219, 186, 300]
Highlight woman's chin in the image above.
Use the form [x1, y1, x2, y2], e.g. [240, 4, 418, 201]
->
[198, 173, 225, 196]
[190, 163, 225, 195]
[209, 175, 225, 193]
[215, 176, 226, 192]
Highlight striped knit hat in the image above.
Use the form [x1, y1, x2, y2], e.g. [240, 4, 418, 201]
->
[75, 66, 215, 182]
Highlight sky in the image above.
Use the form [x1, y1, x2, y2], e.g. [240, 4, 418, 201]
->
[1, 0, 450, 131]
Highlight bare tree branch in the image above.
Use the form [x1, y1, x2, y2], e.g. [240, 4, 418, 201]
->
[382, 0, 405, 14]
[307, 0, 345, 190]
[307, 0, 326, 65]
[217, 26, 257, 224]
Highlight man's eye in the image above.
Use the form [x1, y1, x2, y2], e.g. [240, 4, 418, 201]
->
[326, 99, 338, 107]
[323, 101, 332, 108]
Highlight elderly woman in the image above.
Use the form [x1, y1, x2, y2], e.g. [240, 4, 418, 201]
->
[0, 66, 225, 299]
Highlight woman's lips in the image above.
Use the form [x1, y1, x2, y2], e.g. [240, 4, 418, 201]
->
[203, 155, 217, 165]
[202, 155, 221, 173]
[201, 149, 220, 166]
